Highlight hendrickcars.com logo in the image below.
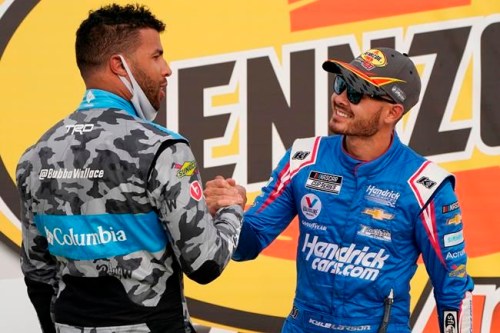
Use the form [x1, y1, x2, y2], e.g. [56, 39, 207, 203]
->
[0, 1, 499, 332]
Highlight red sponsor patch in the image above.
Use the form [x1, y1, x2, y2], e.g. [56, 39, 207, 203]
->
[190, 181, 203, 201]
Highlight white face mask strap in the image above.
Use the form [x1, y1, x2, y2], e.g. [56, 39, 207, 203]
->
[117, 54, 158, 121]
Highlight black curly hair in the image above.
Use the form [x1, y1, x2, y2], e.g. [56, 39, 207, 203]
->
[75, 3, 165, 75]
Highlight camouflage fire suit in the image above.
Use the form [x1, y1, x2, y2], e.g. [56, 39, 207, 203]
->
[16, 89, 243, 333]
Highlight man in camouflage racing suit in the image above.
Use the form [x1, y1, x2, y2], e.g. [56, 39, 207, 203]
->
[16, 4, 245, 333]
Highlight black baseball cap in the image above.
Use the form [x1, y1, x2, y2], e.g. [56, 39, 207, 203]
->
[322, 47, 421, 114]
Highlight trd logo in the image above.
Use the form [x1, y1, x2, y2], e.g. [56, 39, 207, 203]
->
[65, 124, 94, 135]
[416, 176, 436, 189]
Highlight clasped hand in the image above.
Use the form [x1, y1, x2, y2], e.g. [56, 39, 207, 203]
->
[204, 176, 247, 216]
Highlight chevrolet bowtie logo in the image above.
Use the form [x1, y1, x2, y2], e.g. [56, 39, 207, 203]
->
[446, 214, 462, 226]
[363, 208, 394, 221]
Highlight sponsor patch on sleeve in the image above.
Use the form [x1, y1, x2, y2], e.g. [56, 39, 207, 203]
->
[443, 310, 458, 333]
[449, 264, 467, 278]
[174, 161, 198, 178]
[190, 181, 203, 201]
[444, 230, 464, 247]
[446, 214, 462, 226]
[442, 201, 460, 213]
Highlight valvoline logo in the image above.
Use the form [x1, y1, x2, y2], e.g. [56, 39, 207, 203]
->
[301, 194, 322, 219]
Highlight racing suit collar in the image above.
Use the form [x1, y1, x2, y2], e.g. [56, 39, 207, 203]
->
[339, 133, 402, 176]
[77, 89, 137, 117]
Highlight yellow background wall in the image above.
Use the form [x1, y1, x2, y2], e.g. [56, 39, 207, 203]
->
[0, 1, 498, 332]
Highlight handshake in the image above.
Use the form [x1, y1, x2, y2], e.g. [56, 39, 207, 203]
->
[204, 176, 247, 216]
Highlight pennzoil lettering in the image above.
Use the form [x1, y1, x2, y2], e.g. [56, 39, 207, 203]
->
[173, 20, 500, 184]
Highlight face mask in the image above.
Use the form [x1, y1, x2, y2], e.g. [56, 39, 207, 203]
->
[117, 54, 158, 121]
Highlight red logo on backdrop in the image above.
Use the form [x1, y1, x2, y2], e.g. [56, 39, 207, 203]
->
[190, 181, 203, 201]
[288, 0, 470, 31]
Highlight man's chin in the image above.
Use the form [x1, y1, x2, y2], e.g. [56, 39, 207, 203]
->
[151, 96, 163, 111]
[154, 98, 166, 110]
[328, 121, 344, 135]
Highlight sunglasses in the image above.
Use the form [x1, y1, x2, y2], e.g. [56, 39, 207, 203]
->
[333, 75, 396, 105]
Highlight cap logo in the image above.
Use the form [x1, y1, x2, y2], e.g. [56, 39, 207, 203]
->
[391, 85, 406, 102]
[359, 49, 387, 70]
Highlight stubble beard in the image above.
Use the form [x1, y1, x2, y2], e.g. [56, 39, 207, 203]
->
[329, 108, 382, 137]
[132, 65, 161, 110]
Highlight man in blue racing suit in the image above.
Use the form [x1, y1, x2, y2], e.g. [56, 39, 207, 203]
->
[207, 47, 474, 332]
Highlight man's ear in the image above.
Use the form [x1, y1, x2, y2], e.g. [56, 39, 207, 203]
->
[109, 54, 127, 76]
[386, 103, 405, 124]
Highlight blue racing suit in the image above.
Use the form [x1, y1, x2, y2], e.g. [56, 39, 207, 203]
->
[234, 134, 473, 333]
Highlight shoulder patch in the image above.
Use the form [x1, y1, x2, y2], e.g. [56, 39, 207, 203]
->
[408, 161, 454, 210]
[289, 136, 321, 179]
